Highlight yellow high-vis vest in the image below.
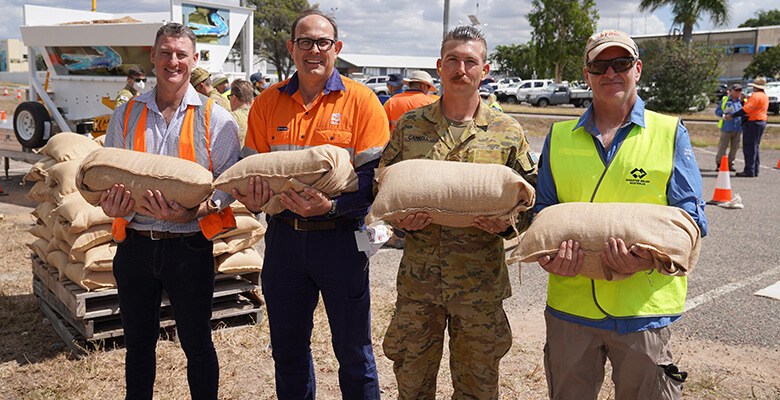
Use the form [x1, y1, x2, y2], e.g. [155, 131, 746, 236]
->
[547, 110, 686, 320]
[111, 96, 236, 242]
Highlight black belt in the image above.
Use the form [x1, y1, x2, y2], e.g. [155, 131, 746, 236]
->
[274, 217, 354, 231]
[128, 228, 199, 240]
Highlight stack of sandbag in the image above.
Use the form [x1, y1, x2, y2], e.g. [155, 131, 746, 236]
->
[25, 133, 116, 291]
[366, 159, 536, 228]
[509, 202, 702, 281]
[213, 203, 265, 274]
[213, 144, 359, 215]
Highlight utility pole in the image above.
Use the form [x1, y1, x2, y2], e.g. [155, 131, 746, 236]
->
[443, 0, 450, 39]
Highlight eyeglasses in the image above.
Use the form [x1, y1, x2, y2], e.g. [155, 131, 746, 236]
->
[133, 78, 147, 82]
[733, 89, 742, 92]
[585, 57, 637, 75]
[293, 37, 336, 51]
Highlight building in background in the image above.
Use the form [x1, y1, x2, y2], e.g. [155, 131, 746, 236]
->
[0, 39, 28, 72]
[336, 53, 439, 81]
[633, 25, 780, 83]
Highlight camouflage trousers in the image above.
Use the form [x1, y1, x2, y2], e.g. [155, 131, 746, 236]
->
[383, 296, 512, 400]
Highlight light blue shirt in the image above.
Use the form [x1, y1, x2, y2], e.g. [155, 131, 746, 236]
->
[105, 85, 240, 233]
[533, 96, 708, 334]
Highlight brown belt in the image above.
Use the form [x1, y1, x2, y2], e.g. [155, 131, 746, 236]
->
[274, 217, 354, 231]
[129, 229, 199, 240]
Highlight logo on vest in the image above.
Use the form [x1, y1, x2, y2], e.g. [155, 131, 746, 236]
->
[626, 168, 649, 185]
[330, 113, 341, 125]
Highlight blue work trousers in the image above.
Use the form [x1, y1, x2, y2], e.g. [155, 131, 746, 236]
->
[742, 120, 766, 176]
[113, 230, 219, 400]
[262, 218, 380, 400]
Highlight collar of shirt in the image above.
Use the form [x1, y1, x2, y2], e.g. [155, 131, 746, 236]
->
[572, 95, 648, 161]
[134, 84, 205, 114]
[277, 69, 346, 97]
[422, 97, 491, 129]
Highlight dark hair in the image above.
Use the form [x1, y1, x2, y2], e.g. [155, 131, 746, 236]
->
[441, 25, 487, 63]
[230, 79, 254, 103]
[154, 22, 197, 52]
[127, 65, 145, 78]
[290, 9, 338, 41]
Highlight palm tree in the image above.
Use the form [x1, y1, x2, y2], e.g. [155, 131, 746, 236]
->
[638, 0, 730, 44]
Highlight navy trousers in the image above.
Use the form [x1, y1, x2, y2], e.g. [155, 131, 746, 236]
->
[262, 218, 380, 400]
[113, 230, 218, 400]
[742, 120, 767, 176]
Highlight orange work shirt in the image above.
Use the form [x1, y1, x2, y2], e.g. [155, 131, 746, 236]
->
[383, 90, 438, 132]
[245, 70, 389, 168]
[743, 91, 768, 121]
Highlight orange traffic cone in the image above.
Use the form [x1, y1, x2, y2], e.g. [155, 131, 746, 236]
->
[16, 89, 22, 100]
[3, 87, 7, 96]
[775, 157, 780, 169]
[0, 181, 6, 196]
[0, 110, 6, 122]
[707, 156, 732, 205]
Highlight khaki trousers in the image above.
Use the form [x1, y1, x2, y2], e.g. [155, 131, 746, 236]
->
[543, 311, 685, 400]
[383, 297, 512, 400]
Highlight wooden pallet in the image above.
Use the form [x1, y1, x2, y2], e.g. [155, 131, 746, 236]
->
[31, 255, 263, 355]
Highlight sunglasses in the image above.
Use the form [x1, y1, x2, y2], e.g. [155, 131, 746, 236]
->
[133, 78, 147, 82]
[586, 57, 637, 75]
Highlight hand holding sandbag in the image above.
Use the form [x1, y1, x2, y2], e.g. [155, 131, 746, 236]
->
[366, 159, 535, 228]
[213, 145, 358, 215]
[76, 147, 215, 215]
[510, 202, 701, 281]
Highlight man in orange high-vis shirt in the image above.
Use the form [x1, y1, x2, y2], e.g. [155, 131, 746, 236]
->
[727, 76, 769, 177]
[100, 23, 240, 399]
[237, 9, 386, 400]
[384, 70, 438, 132]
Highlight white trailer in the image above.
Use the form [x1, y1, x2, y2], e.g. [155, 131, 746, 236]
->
[11, 0, 254, 149]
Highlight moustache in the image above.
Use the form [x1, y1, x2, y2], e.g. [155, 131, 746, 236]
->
[450, 75, 471, 84]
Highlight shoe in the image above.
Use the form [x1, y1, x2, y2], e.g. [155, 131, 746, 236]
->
[729, 166, 736, 172]
[735, 172, 755, 177]
[383, 235, 405, 249]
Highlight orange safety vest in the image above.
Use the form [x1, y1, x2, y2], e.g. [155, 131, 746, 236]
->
[112, 97, 236, 242]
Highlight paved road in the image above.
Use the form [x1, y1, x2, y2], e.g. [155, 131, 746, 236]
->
[369, 136, 780, 350]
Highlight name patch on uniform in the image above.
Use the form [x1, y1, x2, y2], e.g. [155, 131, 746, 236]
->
[277, 127, 288, 131]
[406, 135, 439, 142]
[626, 167, 650, 186]
[330, 113, 341, 125]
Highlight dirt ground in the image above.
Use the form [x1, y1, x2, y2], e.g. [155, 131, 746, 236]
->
[1, 93, 779, 398]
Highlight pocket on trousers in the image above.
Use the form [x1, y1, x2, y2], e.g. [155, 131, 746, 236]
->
[653, 364, 686, 398]
[183, 233, 213, 252]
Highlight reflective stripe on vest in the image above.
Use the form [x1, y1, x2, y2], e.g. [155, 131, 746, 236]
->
[717, 95, 728, 129]
[112, 96, 236, 242]
[546, 110, 686, 319]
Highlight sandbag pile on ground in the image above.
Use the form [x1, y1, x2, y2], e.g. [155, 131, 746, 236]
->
[366, 159, 536, 228]
[212, 203, 265, 274]
[25, 133, 116, 291]
[76, 147, 215, 213]
[213, 144, 359, 215]
[509, 202, 702, 281]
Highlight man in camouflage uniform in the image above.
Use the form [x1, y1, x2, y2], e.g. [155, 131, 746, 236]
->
[379, 26, 537, 399]
[191, 67, 232, 111]
[228, 78, 253, 146]
[114, 65, 146, 108]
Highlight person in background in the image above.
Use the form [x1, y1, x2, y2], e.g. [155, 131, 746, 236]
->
[190, 67, 231, 110]
[377, 73, 404, 105]
[213, 74, 230, 100]
[479, 86, 502, 112]
[115, 65, 146, 108]
[249, 72, 268, 97]
[101, 22, 240, 399]
[228, 78, 253, 147]
[380, 25, 537, 399]
[727, 77, 769, 177]
[534, 29, 707, 400]
[383, 70, 438, 132]
[236, 9, 386, 399]
[713, 83, 744, 171]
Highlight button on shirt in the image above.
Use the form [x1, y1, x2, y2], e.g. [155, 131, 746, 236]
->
[533, 96, 708, 334]
[104, 85, 240, 233]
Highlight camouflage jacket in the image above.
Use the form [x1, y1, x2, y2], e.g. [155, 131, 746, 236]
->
[209, 89, 231, 111]
[230, 104, 250, 147]
[114, 85, 137, 109]
[379, 99, 537, 305]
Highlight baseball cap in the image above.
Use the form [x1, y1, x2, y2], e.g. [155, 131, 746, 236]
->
[250, 72, 264, 83]
[190, 67, 210, 87]
[730, 83, 742, 91]
[584, 29, 639, 63]
[212, 74, 229, 87]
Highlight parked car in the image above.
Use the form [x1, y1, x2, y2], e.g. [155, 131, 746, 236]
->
[713, 83, 728, 101]
[363, 75, 390, 95]
[526, 84, 593, 107]
[507, 79, 556, 104]
[495, 81, 522, 101]
[765, 82, 780, 115]
[489, 76, 521, 92]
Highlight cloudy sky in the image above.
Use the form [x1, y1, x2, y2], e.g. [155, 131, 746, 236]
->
[1, 0, 766, 58]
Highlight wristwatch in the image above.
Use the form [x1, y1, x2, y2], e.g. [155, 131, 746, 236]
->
[327, 199, 338, 217]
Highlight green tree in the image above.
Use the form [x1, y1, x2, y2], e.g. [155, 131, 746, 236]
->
[638, 39, 725, 113]
[248, 0, 317, 80]
[743, 45, 780, 79]
[739, 9, 780, 27]
[638, 0, 729, 45]
[488, 43, 537, 79]
[526, 0, 599, 83]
